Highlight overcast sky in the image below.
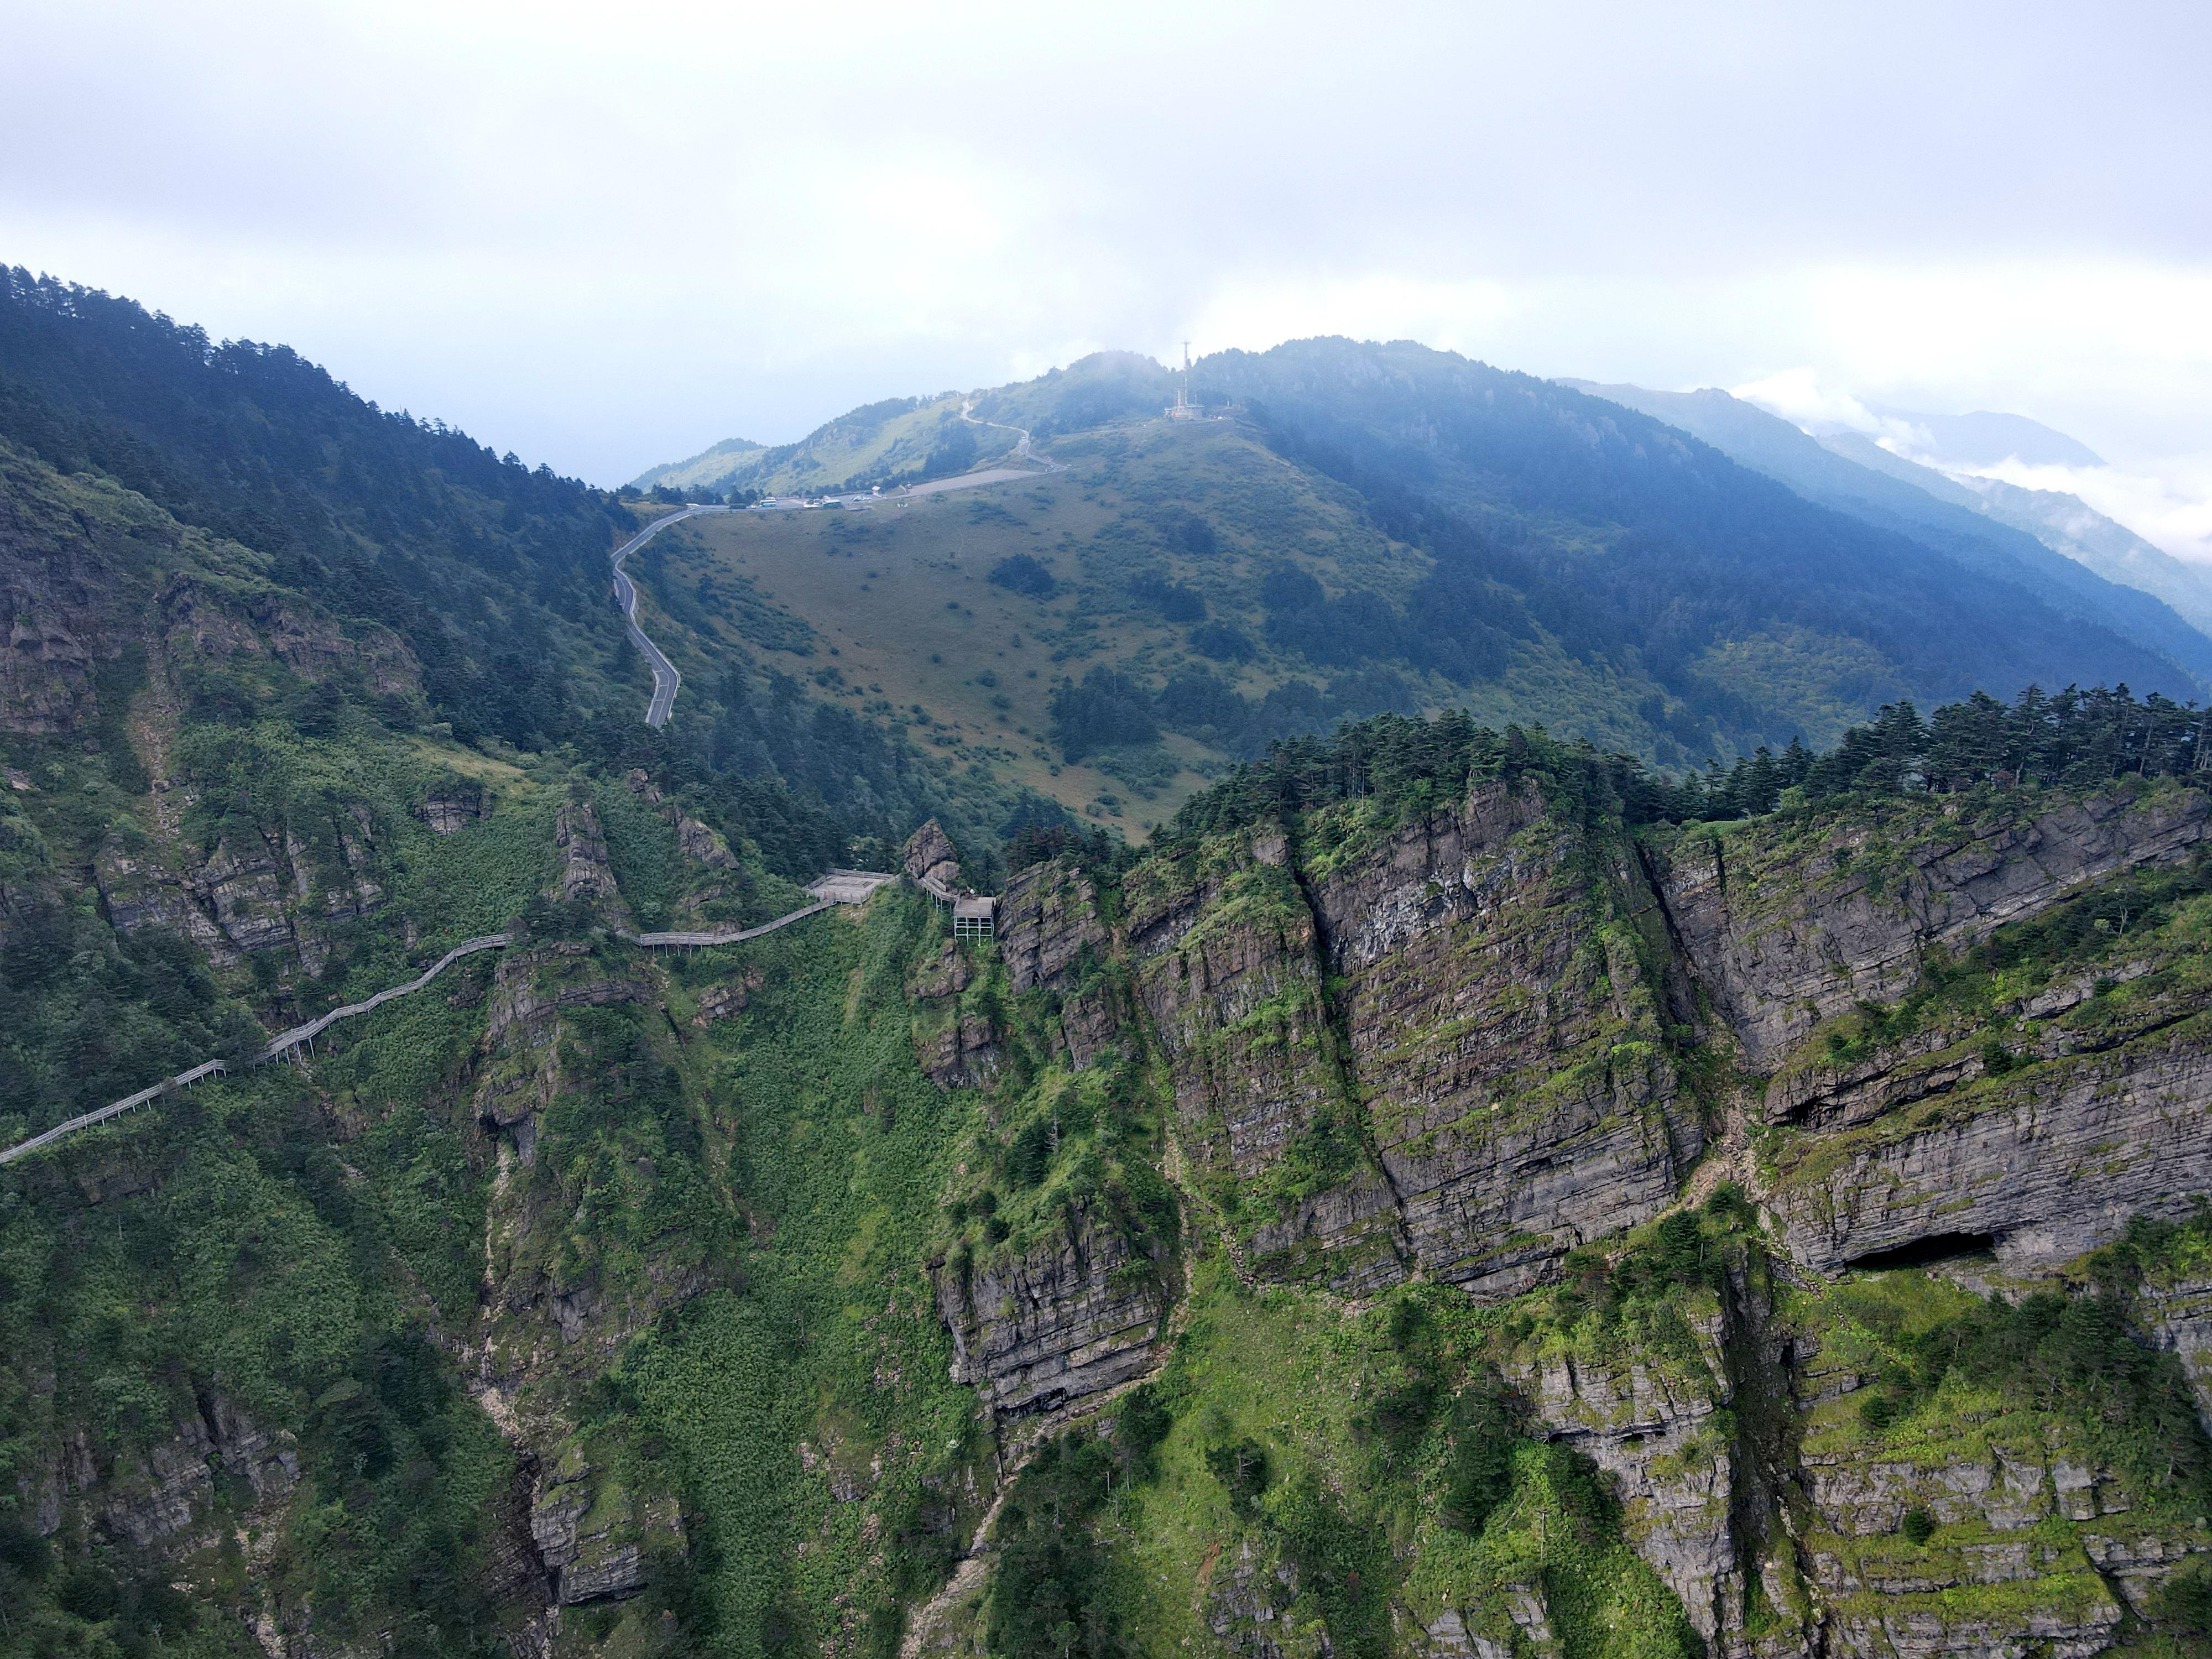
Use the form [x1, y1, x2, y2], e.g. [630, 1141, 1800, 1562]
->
[4, 1, 2209, 552]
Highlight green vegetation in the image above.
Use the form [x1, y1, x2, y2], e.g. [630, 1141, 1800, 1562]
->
[612, 897, 994, 1659]
[17, 275, 2212, 1659]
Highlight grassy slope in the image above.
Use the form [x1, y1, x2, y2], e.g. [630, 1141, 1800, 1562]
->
[641, 398, 1021, 498]
[634, 419, 1664, 839]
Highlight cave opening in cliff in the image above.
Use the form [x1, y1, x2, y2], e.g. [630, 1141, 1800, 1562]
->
[1843, 1232, 1999, 1272]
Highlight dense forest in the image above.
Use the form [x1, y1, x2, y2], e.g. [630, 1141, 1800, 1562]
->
[1000, 341, 2209, 758]
[0, 270, 1037, 877]
[1159, 682, 2212, 852]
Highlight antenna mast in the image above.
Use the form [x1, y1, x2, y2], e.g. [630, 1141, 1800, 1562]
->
[1168, 341, 1199, 420]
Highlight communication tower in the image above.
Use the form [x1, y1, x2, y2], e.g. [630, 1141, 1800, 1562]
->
[1166, 341, 1201, 421]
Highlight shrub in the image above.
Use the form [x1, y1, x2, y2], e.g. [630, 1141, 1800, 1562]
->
[989, 554, 1056, 599]
[1204, 1437, 1271, 1517]
[1190, 622, 1256, 661]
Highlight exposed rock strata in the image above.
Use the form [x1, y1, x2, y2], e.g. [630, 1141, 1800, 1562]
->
[554, 800, 625, 912]
[1773, 1031, 2212, 1274]
[932, 1202, 1162, 1421]
[1514, 1308, 1738, 1645]
[1649, 788, 2210, 1069]
[1308, 782, 1698, 1298]
[997, 859, 1108, 994]
[530, 1443, 683, 1605]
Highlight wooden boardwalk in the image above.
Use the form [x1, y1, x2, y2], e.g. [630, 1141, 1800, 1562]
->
[0, 870, 905, 1167]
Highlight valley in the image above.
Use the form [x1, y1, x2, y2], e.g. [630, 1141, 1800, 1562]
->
[12, 272, 2212, 1659]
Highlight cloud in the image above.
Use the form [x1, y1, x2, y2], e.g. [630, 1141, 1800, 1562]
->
[4, 2, 2210, 495]
[1971, 457, 2212, 567]
[1733, 367, 2212, 566]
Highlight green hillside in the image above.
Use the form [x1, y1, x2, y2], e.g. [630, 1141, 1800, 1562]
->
[620, 343, 2212, 839]
[631, 394, 1022, 499]
[630, 418, 1675, 833]
[13, 279, 2212, 1659]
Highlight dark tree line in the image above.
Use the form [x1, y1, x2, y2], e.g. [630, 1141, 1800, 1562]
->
[1157, 684, 2212, 853]
[1051, 662, 1425, 763]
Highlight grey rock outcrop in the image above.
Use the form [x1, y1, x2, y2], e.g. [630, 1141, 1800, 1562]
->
[420, 784, 489, 834]
[1515, 1308, 1738, 1644]
[1772, 1035, 2212, 1276]
[997, 859, 1108, 993]
[529, 1443, 684, 1605]
[1306, 782, 1698, 1300]
[932, 1201, 1163, 1421]
[904, 820, 964, 891]
[1126, 831, 1406, 1290]
[553, 800, 624, 911]
[1649, 786, 2210, 1070]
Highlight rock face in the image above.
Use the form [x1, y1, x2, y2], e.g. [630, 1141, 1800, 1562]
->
[529, 1443, 684, 1605]
[1126, 831, 1406, 1290]
[1307, 782, 1698, 1300]
[1123, 785, 1695, 1298]
[474, 943, 649, 1160]
[1648, 788, 2211, 1070]
[23, 1391, 300, 1551]
[1773, 1035, 2212, 1275]
[1513, 1305, 1738, 1645]
[932, 1200, 1163, 1421]
[554, 800, 624, 911]
[2143, 1274, 2212, 1435]
[1788, 1309, 2143, 1659]
[907, 937, 1000, 1089]
[421, 782, 491, 834]
[996, 859, 1108, 993]
[904, 820, 964, 891]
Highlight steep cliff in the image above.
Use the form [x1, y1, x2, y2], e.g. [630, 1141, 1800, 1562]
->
[18, 712, 2212, 1659]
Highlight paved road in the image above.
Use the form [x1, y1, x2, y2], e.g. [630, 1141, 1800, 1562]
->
[611, 504, 731, 726]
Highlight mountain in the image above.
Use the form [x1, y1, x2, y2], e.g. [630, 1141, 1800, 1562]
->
[1561, 379, 2212, 683]
[630, 392, 1027, 498]
[616, 340, 2212, 835]
[14, 283, 2212, 1659]
[1818, 428, 2212, 635]
[629, 434, 762, 493]
[1862, 401, 2106, 468]
[13, 683, 2212, 1659]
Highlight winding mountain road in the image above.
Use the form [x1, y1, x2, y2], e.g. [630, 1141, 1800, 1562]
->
[611, 504, 729, 726]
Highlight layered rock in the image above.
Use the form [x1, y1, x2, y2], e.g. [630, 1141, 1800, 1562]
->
[1770, 1026, 2212, 1275]
[554, 800, 625, 912]
[1788, 1328, 2151, 1659]
[421, 780, 491, 834]
[1126, 831, 1405, 1290]
[1648, 786, 2211, 1070]
[907, 938, 1000, 1089]
[932, 1201, 1163, 1421]
[530, 1442, 684, 1605]
[473, 943, 650, 1156]
[26, 1390, 300, 1551]
[916, 1012, 1003, 1091]
[1307, 784, 1696, 1298]
[93, 832, 238, 963]
[997, 859, 1108, 994]
[2142, 1273, 2212, 1436]
[1512, 1305, 1738, 1645]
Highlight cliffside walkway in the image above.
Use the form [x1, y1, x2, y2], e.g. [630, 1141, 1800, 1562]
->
[0, 870, 904, 1167]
